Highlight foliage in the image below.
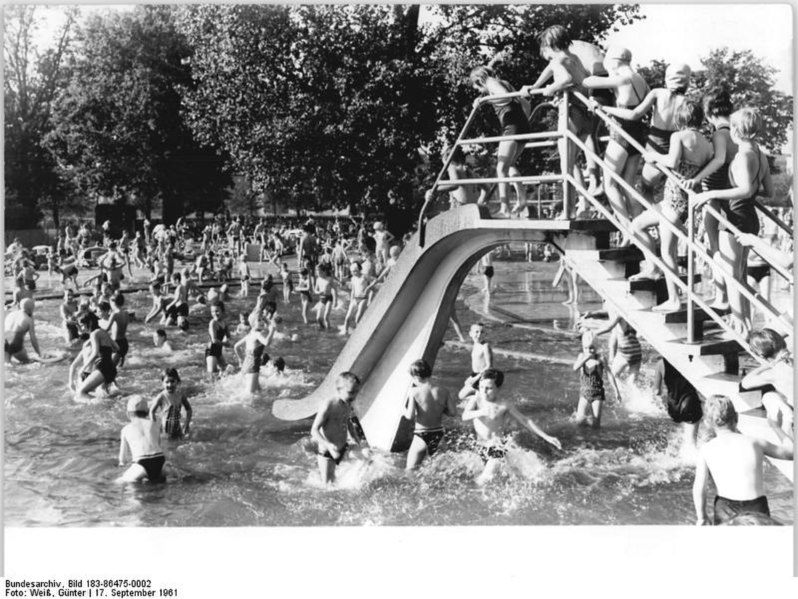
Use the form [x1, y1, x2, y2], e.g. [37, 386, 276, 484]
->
[44, 5, 231, 224]
[4, 5, 79, 229]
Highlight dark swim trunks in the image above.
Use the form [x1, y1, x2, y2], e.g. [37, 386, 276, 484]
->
[115, 337, 129, 359]
[609, 116, 648, 156]
[136, 454, 166, 481]
[414, 428, 445, 456]
[4, 339, 24, 355]
[477, 443, 507, 463]
[66, 322, 79, 341]
[300, 290, 312, 302]
[167, 303, 189, 319]
[484, 266, 494, 278]
[318, 443, 348, 466]
[713, 495, 770, 525]
[321, 294, 333, 305]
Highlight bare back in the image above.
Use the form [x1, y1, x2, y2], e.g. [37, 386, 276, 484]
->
[651, 89, 688, 130]
[409, 384, 453, 430]
[702, 432, 764, 499]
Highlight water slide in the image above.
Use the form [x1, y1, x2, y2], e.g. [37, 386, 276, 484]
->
[272, 204, 610, 451]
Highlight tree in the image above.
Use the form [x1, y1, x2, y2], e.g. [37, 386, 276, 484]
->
[693, 48, 792, 153]
[4, 5, 79, 230]
[44, 5, 231, 224]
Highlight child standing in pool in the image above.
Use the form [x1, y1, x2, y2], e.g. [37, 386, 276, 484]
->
[463, 369, 561, 484]
[404, 359, 457, 470]
[149, 367, 193, 440]
[205, 301, 230, 380]
[462, 323, 494, 394]
[310, 372, 367, 484]
[296, 268, 313, 325]
[572, 331, 608, 428]
[118, 395, 166, 483]
[280, 262, 293, 304]
[313, 263, 338, 330]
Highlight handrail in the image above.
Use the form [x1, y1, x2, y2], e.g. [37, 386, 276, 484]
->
[457, 130, 561, 145]
[566, 128, 792, 341]
[418, 88, 550, 246]
[753, 199, 793, 236]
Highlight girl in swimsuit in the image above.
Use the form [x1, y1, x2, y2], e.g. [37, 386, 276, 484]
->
[150, 367, 193, 440]
[681, 87, 738, 309]
[233, 313, 275, 395]
[692, 108, 774, 338]
[629, 99, 713, 313]
[205, 301, 230, 380]
[583, 46, 650, 230]
[68, 311, 119, 402]
[469, 65, 530, 217]
[601, 63, 691, 206]
[572, 332, 607, 428]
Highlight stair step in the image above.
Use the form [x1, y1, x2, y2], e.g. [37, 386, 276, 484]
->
[664, 306, 730, 324]
[628, 273, 701, 293]
[597, 247, 644, 262]
[671, 336, 742, 356]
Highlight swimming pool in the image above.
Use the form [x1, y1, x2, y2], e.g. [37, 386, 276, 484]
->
[3, 258, 792, 526]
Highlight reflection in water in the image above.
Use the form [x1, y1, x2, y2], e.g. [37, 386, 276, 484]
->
[3, 262, 793, 526]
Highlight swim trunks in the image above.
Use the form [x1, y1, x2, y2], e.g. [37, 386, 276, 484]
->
[414, 428, 445, 456]
[568, 102, 593, 138]
[66, 322, 79, 341]
[166, 303, 189, 319]
[318, 443, 348, 466]
[321, 294, 333, 305]
[4, 339, 24, 355]
[580, 365, 605, 402]
[94, 346, 117, 383]
[136, 454, 166, 481]
[718, 147, 764, 236]
[477, 443, 507, 463]
[647, 126, 675, 155]
[493, 99, 531, 137]
[713, 495, 770, 525]
[484, 266, 494, 278]
[747, 263, 771, 283]
[609, 116, 648, 156]
[300, 290, 312, 302]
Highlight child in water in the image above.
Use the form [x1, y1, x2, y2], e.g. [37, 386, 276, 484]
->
[462, 369, 561, 485]
[118, 395, 166, 483]
[572, 331, 607, 427]
[149, 367, 193, 440]
[310, 372, 368, 484]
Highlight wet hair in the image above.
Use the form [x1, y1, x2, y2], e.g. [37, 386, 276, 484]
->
[97, 300, 112, 313]
[112, 292, 124, 307]
[468, 65, 495, 87]
[703, 394, 738, 429]
[674, 99, 704, 130]
[702, 86, 733, 118]
[211, 300, 225, 313]
[410, 359, 432, 380]
[273, 357, 286, 373]
[162, 367, 181, 383]
[78, 312, 99, 331]
[155, 329, 167, 339]
[730, 108, 762, 141]
[749, 328, 787, 360]
[178, 317, 189, 331]
[479, 368, 504, 387]
[448, 144, 466, 165]
[537, 25, 572, 52]
[336, 371, 361, 387]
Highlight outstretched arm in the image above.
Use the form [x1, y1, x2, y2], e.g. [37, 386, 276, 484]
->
[757, 438, 793, 461]
[507, 404, 561, 449]
[692, 453, 711, 525]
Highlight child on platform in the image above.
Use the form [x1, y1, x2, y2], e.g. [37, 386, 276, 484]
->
[741, 328, 793, 438]
[404, 359, 457, 470]
[310, 372, 367, 484]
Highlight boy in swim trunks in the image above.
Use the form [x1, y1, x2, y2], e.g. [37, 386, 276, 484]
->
[693, 394, 793, 525]
[313, 263, 338, 330]
[118, 395, 166, 483]
[340, 261, 369, 334]
[463, 369, 561, 484]
[461, 323, 494, 398]
[4, 298, 44, 364]
[149, 367, 193, 440]
[310, 371, 367, 484]
[404, 359, 457, 470]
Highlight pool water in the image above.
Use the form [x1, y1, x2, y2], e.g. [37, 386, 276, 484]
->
[3, 259, 793, 526]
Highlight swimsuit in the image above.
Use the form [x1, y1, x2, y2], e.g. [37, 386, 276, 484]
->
[114, 337, 129, 359]
[701, 126, 733, 192]
[719, 147, 763, 236]
[617, 329, 642, 367]
[609, 82, 648, 156]
[241, 344, 265, 374]
[647, 126, 675, 155]
[663, 360, 702, 424]
[167, 303, 189, 318]
[205, 342, 223, 359]
[4, 338, 24, 355]
[136, 454, 166, 481]
[664, 160, 703, 222]
[300, 289, 312, 301]
[580, 363, 605, 402]
[713, 495, 770, 525]
[414, 428, 445, 456]
[164, 405, 184, 439]
[84, 345, 117, 383]
[567, 101, 593, 138]
[484, 266, 494, 278]
[318, 443, 348, 466]
[66, 322, 79, 341]
[321, 294, 333, 305]
[492, 97, 531, 137]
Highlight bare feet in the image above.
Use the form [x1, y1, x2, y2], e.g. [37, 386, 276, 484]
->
[652, 299, 682, 313]
[629, 268, 661, 282]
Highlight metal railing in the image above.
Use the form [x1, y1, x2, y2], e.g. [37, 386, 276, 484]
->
[418, 87, 792, 363]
